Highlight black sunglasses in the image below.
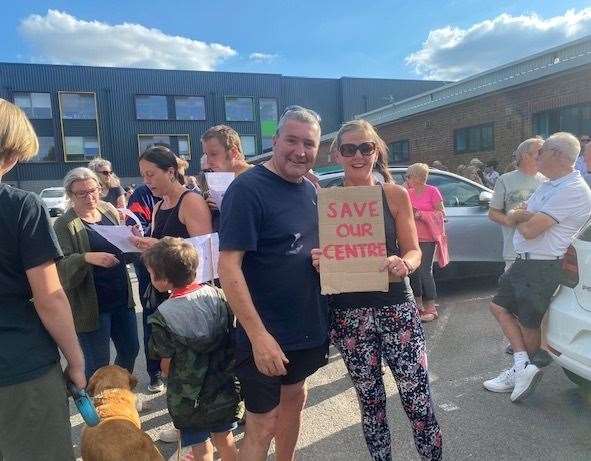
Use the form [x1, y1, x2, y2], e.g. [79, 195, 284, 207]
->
[99, 170, 113, 176]
[281, 105, 322, 123]
[339, 142, 376, 157]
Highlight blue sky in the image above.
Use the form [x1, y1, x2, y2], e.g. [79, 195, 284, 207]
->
[1, 0, 591, 81]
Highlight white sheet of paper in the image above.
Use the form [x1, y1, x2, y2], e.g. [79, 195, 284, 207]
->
[89, 224, 139, 253]
[185, 233, 220, 283]
[205, 172, 235, 209]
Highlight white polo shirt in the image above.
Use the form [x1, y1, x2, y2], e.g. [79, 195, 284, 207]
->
[513, 170, 591, 257]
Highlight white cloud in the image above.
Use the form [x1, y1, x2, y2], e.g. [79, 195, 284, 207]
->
[248, 52, 278, 62]
[406, 8, 591, 81]
[19, 10, 237, 71]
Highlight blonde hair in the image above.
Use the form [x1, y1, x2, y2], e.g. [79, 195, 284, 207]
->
[88, 157, 121, 188]
[63, 167, 101, 197]
[330, 119, 393, 183]
[0, 98, 39, 165]
[407, 163, 429, 183]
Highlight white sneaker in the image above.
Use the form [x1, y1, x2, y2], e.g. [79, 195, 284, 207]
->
[158, 427, 179, 443]
[483, 368, 517, 393]
[511, 363, 543, 402]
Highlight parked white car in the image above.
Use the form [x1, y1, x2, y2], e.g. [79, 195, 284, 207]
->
[546, 221, 591, 390]
[39, 187, 67, 217]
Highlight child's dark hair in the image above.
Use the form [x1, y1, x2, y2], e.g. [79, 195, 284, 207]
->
[142, 237, 198, 288]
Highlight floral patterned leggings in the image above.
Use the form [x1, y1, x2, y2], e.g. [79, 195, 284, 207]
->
[330, 302, 442, 461]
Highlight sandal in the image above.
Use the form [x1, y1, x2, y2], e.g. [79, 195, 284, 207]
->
[419, 307, 439, 322]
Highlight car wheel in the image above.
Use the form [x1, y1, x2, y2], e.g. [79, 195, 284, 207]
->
[563, 367, 591, 390]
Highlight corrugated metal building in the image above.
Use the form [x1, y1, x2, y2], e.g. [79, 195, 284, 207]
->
[0, 62, 446, 191]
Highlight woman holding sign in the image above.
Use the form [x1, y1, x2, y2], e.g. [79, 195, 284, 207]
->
[54, 167, 138, 380]
[312, 120, 442, 461]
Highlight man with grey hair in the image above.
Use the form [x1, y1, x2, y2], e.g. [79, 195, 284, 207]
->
[489, 138, 546, 269]
[484, 132, 591, 402]
[218, 106, 327, 460]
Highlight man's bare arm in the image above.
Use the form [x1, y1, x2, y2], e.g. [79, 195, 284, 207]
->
[516, 213, 556, 240]
[218, 250, 288, 376]
[488, 207, 511, 226]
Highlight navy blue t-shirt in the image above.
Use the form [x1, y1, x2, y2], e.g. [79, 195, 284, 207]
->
[83, 215, 129, 311]
[219, 165, 328, 359]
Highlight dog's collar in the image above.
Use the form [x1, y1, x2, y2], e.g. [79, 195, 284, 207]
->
[93, 388, 141, 429]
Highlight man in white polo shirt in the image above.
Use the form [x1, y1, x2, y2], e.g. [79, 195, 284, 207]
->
[483, 132, 591, 402]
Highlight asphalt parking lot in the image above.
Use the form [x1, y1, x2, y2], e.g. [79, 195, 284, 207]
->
[68, 276, 591, 460]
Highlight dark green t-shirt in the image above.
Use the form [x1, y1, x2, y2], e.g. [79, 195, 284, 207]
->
[0, 184, 62, 386]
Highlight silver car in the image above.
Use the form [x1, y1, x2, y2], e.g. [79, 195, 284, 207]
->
[318, 168, 504, 277]
[40, 187, 67, 217]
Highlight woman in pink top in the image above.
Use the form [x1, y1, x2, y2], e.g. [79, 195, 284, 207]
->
[405, 163, 446, 322]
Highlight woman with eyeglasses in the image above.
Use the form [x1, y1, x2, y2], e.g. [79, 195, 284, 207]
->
[88, 157, 126, 208]
[312, 120, 442, 461]
[405, 163, 447, 322]
[54, 167, 139, 380]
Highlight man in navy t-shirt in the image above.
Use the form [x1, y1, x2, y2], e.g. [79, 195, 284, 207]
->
[219, 106, 328, 461]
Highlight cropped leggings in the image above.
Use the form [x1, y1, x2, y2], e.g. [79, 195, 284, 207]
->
[330, 302, 442, 461]
[410, 242, 437, 302]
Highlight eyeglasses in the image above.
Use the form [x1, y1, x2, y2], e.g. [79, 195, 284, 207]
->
[581, 138, 590, 143]
[339, 142, 376, 157]
[281, 105, 322, 123]
[98, 170, 113, 176]
[72, 187, 101, 199]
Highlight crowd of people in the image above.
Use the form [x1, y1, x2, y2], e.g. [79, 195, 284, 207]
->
[2, 94, 591, 461]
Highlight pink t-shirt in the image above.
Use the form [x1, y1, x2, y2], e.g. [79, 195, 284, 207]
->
[408, 184, 443, 212]
[407, 185, 444, 242]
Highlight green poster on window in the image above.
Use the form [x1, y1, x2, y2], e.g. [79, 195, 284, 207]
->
[261, 120, 278, 137]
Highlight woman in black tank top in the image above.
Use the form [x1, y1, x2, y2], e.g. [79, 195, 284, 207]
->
[129, 146, 212, 394]
[131, 146, 212, 249]
[312, 120, 442, 460]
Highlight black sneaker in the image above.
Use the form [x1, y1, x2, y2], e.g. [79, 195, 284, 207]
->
[147, 374, 165, 393]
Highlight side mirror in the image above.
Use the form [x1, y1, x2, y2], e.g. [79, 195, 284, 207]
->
[479, 191, 492, 207]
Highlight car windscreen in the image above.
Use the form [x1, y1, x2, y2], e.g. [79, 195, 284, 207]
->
[40, 190, 65, 198]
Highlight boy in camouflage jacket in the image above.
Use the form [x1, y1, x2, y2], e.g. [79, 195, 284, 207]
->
[143, 237, 242, 460]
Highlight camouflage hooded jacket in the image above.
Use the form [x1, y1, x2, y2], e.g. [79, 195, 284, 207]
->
[148, 284, 242, 430]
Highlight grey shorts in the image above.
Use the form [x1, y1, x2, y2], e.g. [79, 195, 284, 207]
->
[492, 258, 561, 329]
[0, 363, 74, 461]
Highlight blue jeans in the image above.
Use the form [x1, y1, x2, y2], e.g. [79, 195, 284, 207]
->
[78, 308, 140, 380]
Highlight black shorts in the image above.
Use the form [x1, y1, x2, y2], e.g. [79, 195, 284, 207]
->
[235, 342, 329, 414]
[492, 258, 561, 329]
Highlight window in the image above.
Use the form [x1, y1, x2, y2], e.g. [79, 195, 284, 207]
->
[259, 98, 278, 152]
[454, 123, 494, 154]
[59, 93, 97, 119]
[136, 95, 168, 120]
[388, 140, 410, 163]
[174, 96, 205, 120]
[138, 134, 191, 160]
[427, 174, 482, 207]
[14, 92, 52, 119]
[225, 97, 254, 121]
[64, 136, 99, 162]
[240, 135, 257, 157]
[533, 103, 591, 138]
[30, 136, 57, 162]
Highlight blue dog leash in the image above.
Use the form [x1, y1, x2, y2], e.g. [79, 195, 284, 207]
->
[67, 382, 100, 427]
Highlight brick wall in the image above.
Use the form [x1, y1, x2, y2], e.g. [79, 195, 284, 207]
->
[316, 65, 591, 172]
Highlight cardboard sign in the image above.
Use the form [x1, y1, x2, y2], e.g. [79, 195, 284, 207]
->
[318, 186, 389, 294]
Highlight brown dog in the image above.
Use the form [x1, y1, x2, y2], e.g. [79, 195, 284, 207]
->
[81, 365, 164, 461]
